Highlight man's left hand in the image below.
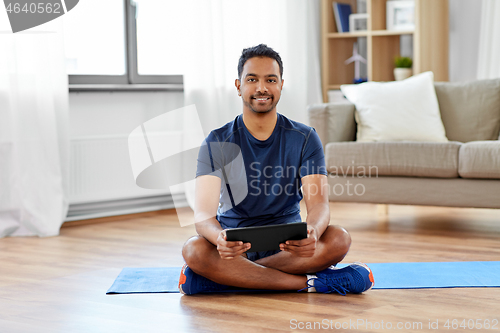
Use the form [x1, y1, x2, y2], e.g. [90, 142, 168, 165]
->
[279, 225, 318, 257]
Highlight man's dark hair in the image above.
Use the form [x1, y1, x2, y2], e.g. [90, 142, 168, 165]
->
[237, 44, 283, 79]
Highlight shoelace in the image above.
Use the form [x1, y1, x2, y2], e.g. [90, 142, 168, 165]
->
[321, 274, 352, 295]
[298, 278, 314, 293]
[298, 274, 352, 296]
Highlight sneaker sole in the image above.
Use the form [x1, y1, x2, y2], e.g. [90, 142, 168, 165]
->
[178, 264, 189, 295]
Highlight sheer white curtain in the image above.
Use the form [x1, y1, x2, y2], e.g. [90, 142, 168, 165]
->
[0, 20, 69, 237]
[183, 0, 322, 133]
[477, 0, 500, 79]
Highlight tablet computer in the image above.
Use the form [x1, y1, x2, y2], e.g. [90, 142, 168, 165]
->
[225, 222, 307, 253]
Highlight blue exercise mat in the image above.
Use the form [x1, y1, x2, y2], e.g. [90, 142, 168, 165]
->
[106, 267, 180, 294]
[340, 261, 500, 289]
[106, 262, 500, 294]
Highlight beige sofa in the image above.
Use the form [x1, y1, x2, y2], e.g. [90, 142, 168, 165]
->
[308, 79, 500, 209]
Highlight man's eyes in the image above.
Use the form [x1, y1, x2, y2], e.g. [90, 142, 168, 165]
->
[246, 78, 277, 83]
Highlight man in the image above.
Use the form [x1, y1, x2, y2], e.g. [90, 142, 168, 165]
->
[179, 44, 374, 295]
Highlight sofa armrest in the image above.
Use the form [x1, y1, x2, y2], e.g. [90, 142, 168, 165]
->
[308, 102, 356, 149]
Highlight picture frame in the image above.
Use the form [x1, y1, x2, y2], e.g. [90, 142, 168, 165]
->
[349, 13, 368, 32]
[386, 0, 415, 31]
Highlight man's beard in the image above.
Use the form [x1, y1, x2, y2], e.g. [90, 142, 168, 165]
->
[243, 94, 279, 114]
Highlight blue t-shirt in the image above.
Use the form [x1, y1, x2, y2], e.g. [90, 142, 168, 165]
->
[196, 113, 326, 229]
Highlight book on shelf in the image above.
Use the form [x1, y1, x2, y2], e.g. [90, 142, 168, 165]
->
[333, 2, 352, 33]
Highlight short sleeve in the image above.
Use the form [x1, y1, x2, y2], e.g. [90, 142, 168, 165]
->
[196, 132, 223, 179]
[299, 128, 327, 178]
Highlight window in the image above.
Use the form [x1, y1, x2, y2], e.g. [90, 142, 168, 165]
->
[64, 0, 182, 86]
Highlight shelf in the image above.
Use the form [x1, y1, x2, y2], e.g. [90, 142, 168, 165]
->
[371, 29, 414, 36]
[327, 30, 414, 39]
[327, 31, 369, 38]
[321, 0, 449, 102]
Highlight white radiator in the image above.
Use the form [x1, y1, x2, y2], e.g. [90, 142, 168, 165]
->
[67, 133, 187, 221]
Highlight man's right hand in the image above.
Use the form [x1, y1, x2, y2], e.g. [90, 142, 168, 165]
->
[216, 230, 251, 260]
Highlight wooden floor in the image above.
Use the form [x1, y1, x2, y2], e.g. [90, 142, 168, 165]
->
[1, 203, 500, 333]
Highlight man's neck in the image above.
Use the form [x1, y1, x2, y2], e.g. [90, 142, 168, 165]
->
[242, 108, 278, 141]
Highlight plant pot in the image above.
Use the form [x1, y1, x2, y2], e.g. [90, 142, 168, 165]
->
[394, 68, 413, 81]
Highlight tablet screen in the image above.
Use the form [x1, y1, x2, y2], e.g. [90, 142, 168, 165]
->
[225, 222, 307, 253]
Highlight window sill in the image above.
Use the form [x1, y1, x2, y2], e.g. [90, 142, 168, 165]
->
[68, 84, 184, 92]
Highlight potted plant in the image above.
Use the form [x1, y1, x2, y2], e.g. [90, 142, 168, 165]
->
[394, 56, 413, 81]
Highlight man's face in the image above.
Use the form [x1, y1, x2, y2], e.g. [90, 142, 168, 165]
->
[235, 56, 284, 114]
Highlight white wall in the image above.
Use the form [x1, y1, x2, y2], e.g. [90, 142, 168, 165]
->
[449, 0, 483, 82]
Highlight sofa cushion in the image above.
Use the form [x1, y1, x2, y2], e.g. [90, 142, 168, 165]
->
[325, 141, 461, 178]
[458, 141, 500, 179]
[434, 79, 500, 142]
[340, 72, 448, 143]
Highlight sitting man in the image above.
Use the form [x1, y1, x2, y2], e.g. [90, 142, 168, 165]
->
[180, 44, 374, 295]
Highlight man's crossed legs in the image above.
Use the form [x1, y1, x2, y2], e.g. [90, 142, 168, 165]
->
[180, 225, 374, 295]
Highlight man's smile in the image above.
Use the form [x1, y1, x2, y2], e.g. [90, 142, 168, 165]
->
[252, 95, 272, 103]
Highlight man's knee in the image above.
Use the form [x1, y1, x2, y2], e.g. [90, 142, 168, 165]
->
[182, 235, 215, 270]
[334, 225, 352, 254]
[320, 225, 351, 260]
